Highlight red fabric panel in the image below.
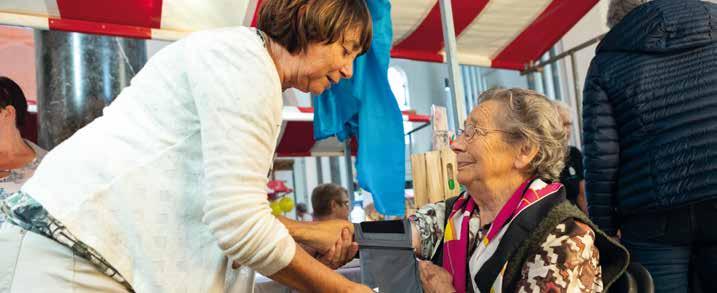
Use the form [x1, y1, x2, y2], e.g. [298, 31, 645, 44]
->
[406, 113, 430, 123]
[275, 121, 358, 157]
[297, 107, 313, 113]
[56, 0, 163, 28]
[349, 137, 358, 156]
[276, 121, 315, 157]
[250, 0, 264, 27]
[491, 0, 599, 70]
[49, 18, 152, 39]
[390, 50, 444, 63]
[391, 0, 489, 64]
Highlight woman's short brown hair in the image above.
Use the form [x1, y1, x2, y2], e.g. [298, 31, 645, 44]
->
[257, 0, 372, 55]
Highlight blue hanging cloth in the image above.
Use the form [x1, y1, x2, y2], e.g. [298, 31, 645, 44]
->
[313, 0, 405, 216]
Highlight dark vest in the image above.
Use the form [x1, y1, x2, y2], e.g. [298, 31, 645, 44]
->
[432, 189, 629, 292]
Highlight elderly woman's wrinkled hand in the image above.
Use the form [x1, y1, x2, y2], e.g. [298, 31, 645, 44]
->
[317, 227, 358, 269]
[418, 260, 456, 293]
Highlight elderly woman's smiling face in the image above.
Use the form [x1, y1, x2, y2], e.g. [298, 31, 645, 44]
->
[451, 100, 525, 187]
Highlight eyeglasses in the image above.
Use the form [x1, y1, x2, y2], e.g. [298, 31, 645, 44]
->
[456, 124, 512, 142]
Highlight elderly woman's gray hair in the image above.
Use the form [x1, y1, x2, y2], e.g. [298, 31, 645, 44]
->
[553, 100, 572, 124]
[478, 88, 568, 181]
[607, 0, 652, 28]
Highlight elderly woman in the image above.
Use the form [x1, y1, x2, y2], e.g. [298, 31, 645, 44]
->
[0, 0, 372, 292]
[0, 77, 47, 213]
[411, 88, 628, 293]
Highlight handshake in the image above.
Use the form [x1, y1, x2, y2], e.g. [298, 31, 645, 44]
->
[231, 217, 377, 292]
[295, 219, 359, 269]
[233, 218, 358, 270]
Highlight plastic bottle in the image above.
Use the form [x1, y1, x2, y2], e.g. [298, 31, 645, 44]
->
[350, 200, 365, 223]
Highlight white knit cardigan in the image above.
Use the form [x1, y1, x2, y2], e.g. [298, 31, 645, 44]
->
[23, 27, 295, 292]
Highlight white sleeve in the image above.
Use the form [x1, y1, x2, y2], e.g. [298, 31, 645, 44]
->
[185, 30, 295, 276]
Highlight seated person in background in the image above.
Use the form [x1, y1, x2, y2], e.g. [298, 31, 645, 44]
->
[554, 100, 587, 214]
[301, 183, 355, 269]
[312, 183, 350, 221]
[0, 76, 47, 223]
[410, 88, 628, 293]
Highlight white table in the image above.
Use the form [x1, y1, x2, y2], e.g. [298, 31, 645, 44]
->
[253, 260, 361, 293]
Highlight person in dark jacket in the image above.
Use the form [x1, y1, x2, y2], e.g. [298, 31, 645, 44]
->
[583, 0, 717, 292]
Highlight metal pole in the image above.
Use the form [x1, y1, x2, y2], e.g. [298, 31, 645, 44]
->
[438, 0, 467, 130]
[408, 131, 414, 156]
[569, 52, 583, 145]
[344, 140, 355, 203]
[522, 33, 605, 74]
[35, 30, 146, 149]
[291, 167, 298, 220]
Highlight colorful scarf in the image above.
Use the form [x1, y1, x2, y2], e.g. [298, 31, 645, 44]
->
[441, 192, 477, 293]
[442, 178, 561, 293]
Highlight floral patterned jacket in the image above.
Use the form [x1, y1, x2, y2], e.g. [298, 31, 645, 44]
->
[410, 200, 603, 293]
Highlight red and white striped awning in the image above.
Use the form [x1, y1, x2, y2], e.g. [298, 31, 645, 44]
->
[0, 0, 596, 70]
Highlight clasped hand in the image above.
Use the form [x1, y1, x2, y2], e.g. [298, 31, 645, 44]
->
[302, 220, 358, 269]
[232, 219, 358, 270]
[418, 260, 456, 293]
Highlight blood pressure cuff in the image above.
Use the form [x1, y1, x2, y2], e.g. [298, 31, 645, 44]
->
[355, 220, 423, 293]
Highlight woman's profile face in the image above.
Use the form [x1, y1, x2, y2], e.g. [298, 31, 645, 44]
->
[451, 101, 519, 187]
[293, 29, 363, 95]
[333, 192, 350, 220]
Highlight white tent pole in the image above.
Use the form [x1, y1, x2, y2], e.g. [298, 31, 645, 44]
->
[438, 0, 467, 130]
[0, 12, 49, 30]
[344, 141, 355, 203]
[569, 52, 583, 147]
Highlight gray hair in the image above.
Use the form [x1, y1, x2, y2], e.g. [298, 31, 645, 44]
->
[478, 88, 568, 181]
[553, 100, 572, 125]
[607, 0, 652, 28]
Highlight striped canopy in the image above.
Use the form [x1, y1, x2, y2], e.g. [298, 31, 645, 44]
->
[0, 0, 597, 70]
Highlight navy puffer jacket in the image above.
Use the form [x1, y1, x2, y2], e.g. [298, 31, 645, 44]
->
[583, 0, 717, 235]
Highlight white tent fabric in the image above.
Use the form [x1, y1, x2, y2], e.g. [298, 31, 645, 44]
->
[0, 0, 597, 70]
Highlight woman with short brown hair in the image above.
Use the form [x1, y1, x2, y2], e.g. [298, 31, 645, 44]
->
[257, 0, 372, 56]
[0, 0, 373, 292]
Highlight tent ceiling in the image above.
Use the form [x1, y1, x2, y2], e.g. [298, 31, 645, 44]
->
[0, 0, 597, 70]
